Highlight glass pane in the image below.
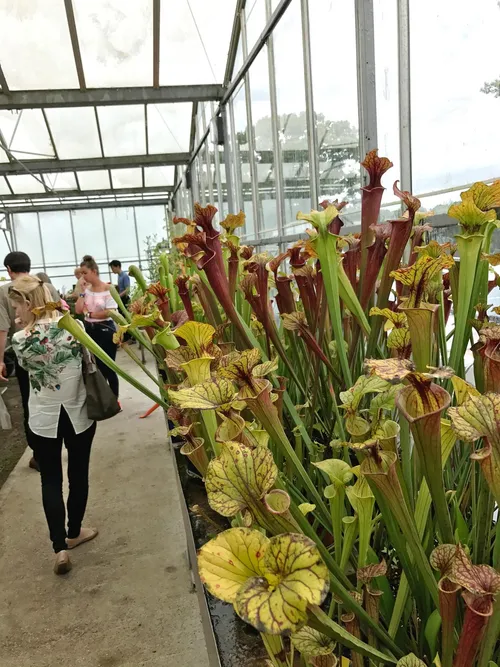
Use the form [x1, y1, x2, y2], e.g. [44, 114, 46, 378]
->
[0, 110, 55, 160]
[147, 103, 191, 153]
[97, 106, 146, 156]
[310, 0, 361, 221]
[73, 0, 153, 87]
[111, 168, 142, 189]
[45, 108, 101, 159]
[7, 174, 46, 194]
[144, 166, 175, 187]
[44, 173, 77, 191]
[71, 209, 108, 264]
[410, 0, 500, 193]
[273, 0, 311, 220]
[135, 206, 167, 258]
[0, 0, 78, 90]
[246, 0, 267, 53]
[374, 0, 400, 203]
[12, 213, 43, 265]
[38, 211, 75, 266]
[103, 207, 139, 261]
[159, 0, 235, 84]
[77, 170, 111, 190]
[249, 47, 277, 238]
[0, 177, 10, 195]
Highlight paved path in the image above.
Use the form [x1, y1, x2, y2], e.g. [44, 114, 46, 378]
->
[0, 352, 209, 667]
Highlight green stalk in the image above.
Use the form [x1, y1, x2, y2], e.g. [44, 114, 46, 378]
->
[362, 452, 439, 607]
[109, 284, 132, 321]
[328, 488, 345, 566]
[289, 505, 403, 657]
[122, 344, 162, 388]
[128, 264, 148, 293]
[58, 312, 169, 410]
[448, 233, 484, 373]
[340, 516, 358, 573]
[389, 418, 457, 637]
[437, 291, 449, 366]
[245, 387, 331, 527]
[314, 229, 352, 386]
[308, 607, 399, 663]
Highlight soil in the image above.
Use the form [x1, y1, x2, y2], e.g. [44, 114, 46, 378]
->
[174, 444, 268, 667]
[0, 377, 28, 488]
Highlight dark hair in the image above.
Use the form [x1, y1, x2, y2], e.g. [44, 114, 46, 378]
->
[4, 251, 31, 274]
[109, 260, 122, 268]
[80, 255, 99, 273]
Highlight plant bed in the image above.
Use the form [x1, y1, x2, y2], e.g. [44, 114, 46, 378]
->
[172, 439, 268, 667]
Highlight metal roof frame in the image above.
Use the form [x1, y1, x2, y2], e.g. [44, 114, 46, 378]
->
[0, 153, 190, 176]
[0, 0, 240, 211]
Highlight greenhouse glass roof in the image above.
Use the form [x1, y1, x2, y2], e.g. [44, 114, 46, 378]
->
[0, 0, 237, 211]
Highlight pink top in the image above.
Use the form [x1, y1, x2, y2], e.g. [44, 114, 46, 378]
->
[83, 288, 117, 322]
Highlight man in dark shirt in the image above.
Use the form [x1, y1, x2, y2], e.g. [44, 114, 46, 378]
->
[109, 260, 131, 306]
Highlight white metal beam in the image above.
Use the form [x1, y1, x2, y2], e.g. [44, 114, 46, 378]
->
[0, 86, 224, 110]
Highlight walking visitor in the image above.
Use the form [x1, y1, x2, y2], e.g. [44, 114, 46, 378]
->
[109, 260, 131, 306]
[75, 255, 119, 398]
[8, 275, 98, 575]
[0, 252, 61, 471]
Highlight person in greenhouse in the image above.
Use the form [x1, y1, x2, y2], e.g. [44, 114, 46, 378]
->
[8, 274, 98, 575]
[75, 255, 120, 398]
[0, 251, 61, 472]
[108, 259, 130, 306]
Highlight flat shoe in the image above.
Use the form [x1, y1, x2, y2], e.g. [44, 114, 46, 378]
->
[54, 550, 72, 575]
[66, 527, 98, 550]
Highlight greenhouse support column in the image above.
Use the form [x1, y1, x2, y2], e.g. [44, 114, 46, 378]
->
[397, 0, 412, 194]
[100, 209, 111, 279]
[300, 0, 319, 208]
[266, 0, 285, 238]
[132, 207, 142, 270]
[241, 6, 262, 237]
[69, 211, 78, 266]
[212, 102, 225, 217]
[36, 212, 46, 273]
[355, 0, 378, 183]
[228, 101, 241, 212]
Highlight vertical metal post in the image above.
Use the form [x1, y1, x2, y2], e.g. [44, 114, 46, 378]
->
[69, 210, 78, 265]
[300, 0, 319, 207]
[265, 0, 285, 237]
[355, 0, 378, 184]
[100, 208, 110, 281]
[132, 207, 142, 269]
[9, 213, 18, 250]
[212, 103, 225, 217]
[221, 105, 235, 214]
[240, 7, 261, 237]
[397, 0, 412, 194]
[36, 212, 46, 272]
[202, 107, 215, 207]
[227, 101, 240, 212]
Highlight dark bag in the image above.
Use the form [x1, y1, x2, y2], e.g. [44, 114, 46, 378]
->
[81, 349, 121, 421]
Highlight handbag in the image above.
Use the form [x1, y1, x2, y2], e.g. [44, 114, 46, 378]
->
[81, 346, 121, 421]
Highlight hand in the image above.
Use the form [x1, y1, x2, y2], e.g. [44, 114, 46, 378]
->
[0, 362, 8, 382]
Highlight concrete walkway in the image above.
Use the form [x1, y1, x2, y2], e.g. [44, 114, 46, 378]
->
[0, 352, 210, 667]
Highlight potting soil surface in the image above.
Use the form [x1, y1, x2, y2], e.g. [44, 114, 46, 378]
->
[0, 351, 210, 667]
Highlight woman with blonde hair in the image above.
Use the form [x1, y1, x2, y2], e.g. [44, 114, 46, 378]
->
[9, 275, 98, 575]
[75, 255, 119, 398]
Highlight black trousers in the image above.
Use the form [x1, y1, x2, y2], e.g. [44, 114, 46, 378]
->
[31, 409, 96, 553]
[14, 358, 36, 451]
[84, 321, 119, 397]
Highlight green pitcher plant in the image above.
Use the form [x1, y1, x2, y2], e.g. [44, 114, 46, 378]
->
[61, 157, 500, 666]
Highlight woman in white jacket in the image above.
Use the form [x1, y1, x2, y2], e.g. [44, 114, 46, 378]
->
[9, 275, 98, 575]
